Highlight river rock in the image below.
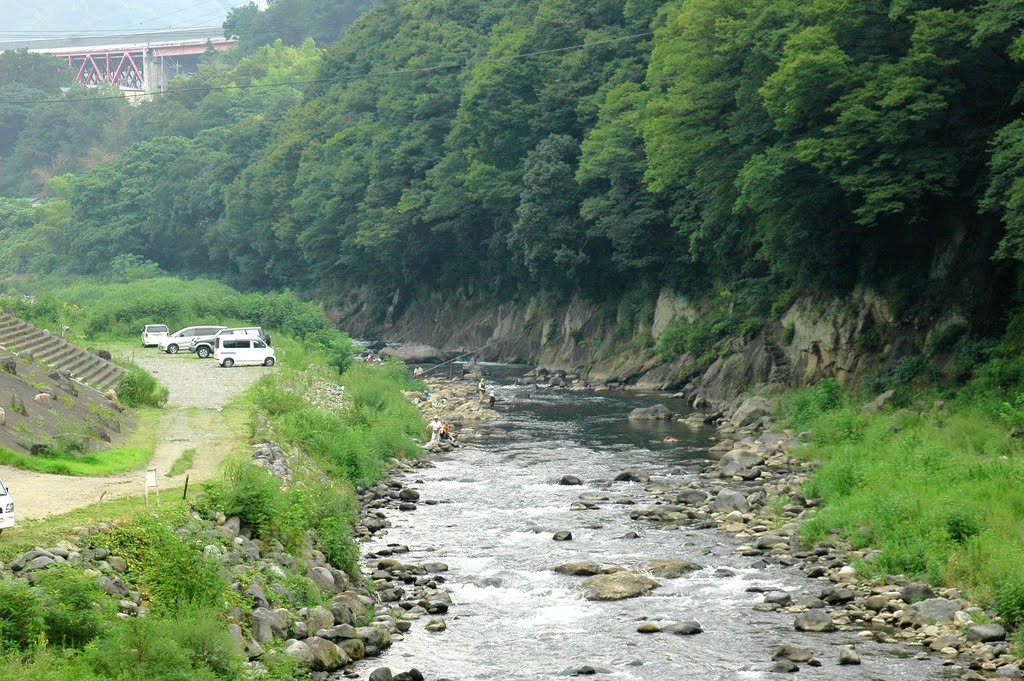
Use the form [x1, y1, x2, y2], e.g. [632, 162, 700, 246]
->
[910, 597, 961, 624]
[559, 475, 583, 486]
[719, 449, 765, 470]
[614, 471, 650, 483]
[900, 582, 935, 604]
[380, 344, 446, 363]
[838, 646, 861, 665]
[553, 531, 573, 541]
[581, 572, 659, 601]
[663, 621, 702, 635]
[732, 396, 774, 426]
[648, 560, 702, 578]
[794, 610, 835, 632]
[308, 566, 335, 591]
[307, 636, 348, 671]
[306, 606, 335, 633]
[637, 623, 661, 634]
[555, 562, 603, 576]
[772, 660, 799, 673]
[284, 639, 313, 664]
[369, 669, 394, 681]
[714, 488, 750, 513]
[966, 624, 1006, 642]
[628, 405, 673, 421]
[676, 489, 707, 506]
[773, 645, 814, 662]
[995, 664, 1022, 679]
[764, 591, 793, 607]
[425, 617, 446, 632]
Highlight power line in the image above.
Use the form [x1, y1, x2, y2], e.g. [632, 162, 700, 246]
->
[0, 32, 654, 107]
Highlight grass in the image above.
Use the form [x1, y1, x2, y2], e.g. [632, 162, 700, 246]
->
[0, 490, 189, 563]
[0, 408, 160, 476]
[783, 377, 1024, 630]
[167, 448, 197, 477]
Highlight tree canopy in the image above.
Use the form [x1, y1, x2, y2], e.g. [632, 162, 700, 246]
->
[1, 0, 1023, 322]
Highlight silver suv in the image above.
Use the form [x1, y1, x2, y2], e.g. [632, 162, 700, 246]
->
[159, 326, 225, 354]
[190, 327, 270, 359]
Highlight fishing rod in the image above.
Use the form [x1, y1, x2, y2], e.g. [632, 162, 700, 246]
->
[415, 338, 509, 377]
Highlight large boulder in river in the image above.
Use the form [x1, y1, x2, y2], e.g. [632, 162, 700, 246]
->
[794, 610, 835, 632]
[731, 396, 775, 426]
[555, 561, 604, 576]
[379, 344, 446, 363]
[628, 404, 673, 421]
[648, 560, 702, 578]
[713, 488, 750, 513]
[582, 571, 659, 601]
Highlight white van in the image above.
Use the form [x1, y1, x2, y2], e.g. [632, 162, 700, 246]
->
[214, 337, 276, 368]
[0, 479, 15, 533]
[159, 326, 226, 354]
[141, 324, 169, 347]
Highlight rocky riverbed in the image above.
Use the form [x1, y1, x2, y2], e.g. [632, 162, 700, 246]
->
[350, 374, 1021, 680]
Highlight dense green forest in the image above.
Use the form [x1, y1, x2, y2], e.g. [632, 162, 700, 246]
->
[3, 0, 1024, 337]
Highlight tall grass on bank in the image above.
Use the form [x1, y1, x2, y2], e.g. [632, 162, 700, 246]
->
[250, 361, 423, 486]
[197, 360, 424, 577]
[784, 378, 1024, 635]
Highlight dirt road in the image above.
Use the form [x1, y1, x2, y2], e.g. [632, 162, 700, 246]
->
[0, 350, 269, 520]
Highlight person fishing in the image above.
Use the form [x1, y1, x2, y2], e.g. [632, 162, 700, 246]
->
[488, 389, 496, 408]
[429, 416, 442, 445]
[478, 377, 486, 404]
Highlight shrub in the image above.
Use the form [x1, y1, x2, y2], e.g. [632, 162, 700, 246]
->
[85, 616, 218, 681]
[0, 579, 45, 650]
[994, 575, 1024, 629]
[783, 378, 846, 428]
[34, 565, 115, 648]
[105, 517, 227, 613]
[200, 463, 286, 537]
[116, 362, 169, 408]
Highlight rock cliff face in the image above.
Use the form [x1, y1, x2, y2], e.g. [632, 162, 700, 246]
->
[331, 286, 952, 410]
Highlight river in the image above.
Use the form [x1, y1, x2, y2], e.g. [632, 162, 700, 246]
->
[355, 382, 957, 680]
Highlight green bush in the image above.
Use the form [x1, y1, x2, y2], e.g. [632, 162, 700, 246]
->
[782, 378, 847, 428]
[116, 362, 169, 408]
[85, 615, 222, 681]
[34, 566, 115, 648]
[105, 517, 227, 613]
[0, 579, 45, 650]
[994, 575, 1024, 629]
[200, 463, 286, 537]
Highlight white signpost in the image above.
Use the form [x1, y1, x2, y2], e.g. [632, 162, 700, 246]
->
[144, 468, 160, 506]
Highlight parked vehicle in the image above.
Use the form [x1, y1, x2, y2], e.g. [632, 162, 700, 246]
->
[214, 336, 276, 367]
[0, 479, 15, 534]
[190, 327, 270, 359]
[158, 326, 225, 354]
[141, 324, 169, 347]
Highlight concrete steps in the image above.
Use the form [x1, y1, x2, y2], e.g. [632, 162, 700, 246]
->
[0, 312, 125, 392]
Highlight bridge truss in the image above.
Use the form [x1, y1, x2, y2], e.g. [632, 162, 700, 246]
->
[66, 50, 145, 90]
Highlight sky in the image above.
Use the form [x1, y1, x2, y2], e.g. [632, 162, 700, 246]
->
[0, 0, 265, 37]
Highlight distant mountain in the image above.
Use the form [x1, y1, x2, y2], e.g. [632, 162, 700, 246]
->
[0, 0, 257, 34]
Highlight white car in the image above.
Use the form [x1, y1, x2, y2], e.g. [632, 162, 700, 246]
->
[0, 479, 15, 534]
[141, 324, 169, 347]
[214, 337, 276, 368]
[158, 326, 226, 354]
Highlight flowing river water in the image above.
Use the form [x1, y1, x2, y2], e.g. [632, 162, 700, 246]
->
[356, 381, 958, 680]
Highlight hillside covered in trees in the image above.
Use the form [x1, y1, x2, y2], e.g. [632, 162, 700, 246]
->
[3, 0, 1024, 364]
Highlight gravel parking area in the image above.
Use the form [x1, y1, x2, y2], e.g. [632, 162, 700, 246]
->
[130, 349, 273, 408]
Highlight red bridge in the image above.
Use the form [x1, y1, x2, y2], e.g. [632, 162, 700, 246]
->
[0, 28, 238, 95]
